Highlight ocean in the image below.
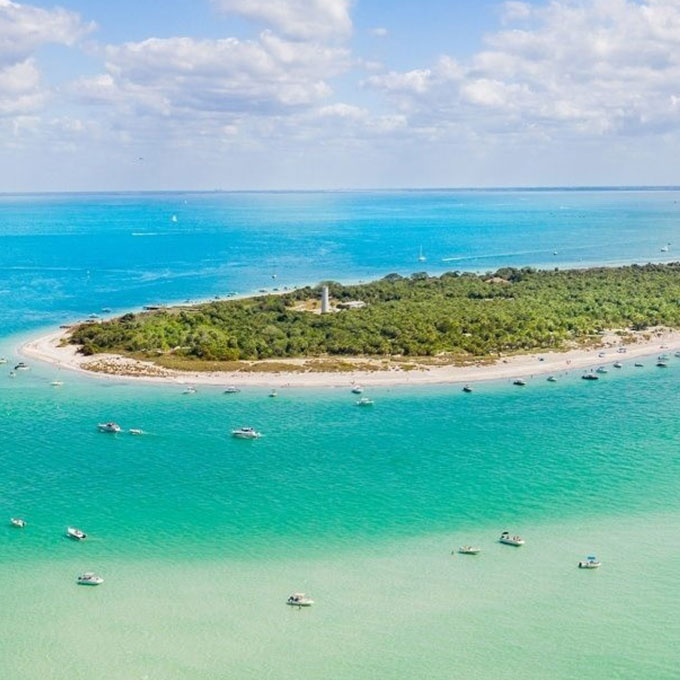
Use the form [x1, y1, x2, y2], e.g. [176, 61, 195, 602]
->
[1, 189, 679, 679]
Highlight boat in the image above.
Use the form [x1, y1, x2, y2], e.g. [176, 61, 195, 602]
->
[417, 245, 426, 262]
[77, 572, 104, 586]
[182, 386, 196, 395]
[356, 397, 374, 406]
[128, 428, 144, 436]
[66, 526, 87, 541]
[457, 546, 481, 555]
[50, 380, 64, 387]
[661, 245, 669, 252]
[97, 422, 121, 433]
[462, 384, 473, 393]
[657, 360, 668, 368]
[513, 379, 526, 386]
[223, 386, 241, 394]
[101, 307, 112, 313]
[634, 362, 644, 367]
[659, 354, 670, 361]
[231, 427, 262, 439]
[10, 517, 26, 528]
[499, 531, 524, 546]
[596, 366, 608, 374]
[351, 385, 363, 394]
[14, 362, 29, 371]
[578, 555, 601, 569]
[8, 371, 15, 378]
[613, 362, 622, 369]
[269, 390, 278, 398]
[675, 351, 680, 358]
[171, 214, 178, 223]
[0, 357, 6, 364]
[546, 376, 557, 383]
[286, 592, 314, 607]
[582, 372, 599, 380]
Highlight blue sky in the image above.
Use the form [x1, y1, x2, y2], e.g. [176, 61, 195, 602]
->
[1, 0, 680, 191]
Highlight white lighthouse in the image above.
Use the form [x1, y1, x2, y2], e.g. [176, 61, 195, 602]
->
[321, 285, 330, 314]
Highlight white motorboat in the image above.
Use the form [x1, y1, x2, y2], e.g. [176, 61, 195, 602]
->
[657, 360, 668, 368]
[14, 362, 29, 371]
[356, 397, 374, 406]
[596, 366, 608, 374]
[661, 245, 669, 252]
[269, 390, 278, 398]
[351, 385, 363, 394]
[97, 422, 121, 433]
[462, 384, 473, 392]
[231, 427, 262, 439]
[613, 362, 622, 369]
[286, 592, 314, 607]
[10, 517, 26, 528]
[50, 380, 64, 387]
[77, 572, 104, 586]
[457, 545, 481, 555]
[634, 362, 644, 367]
[224, 386, 241, 394]
[66, 526, 87, 541]
[182, 386, 197, 395]
[578, 556, 601, 569]
[513, 379, 526, 386]
[547, 376, 557, 383]
[499, 531, 525, 546]
[128, 428, 144, 436]
[0, 357, 6, 364]
[582, 372, 599, 381]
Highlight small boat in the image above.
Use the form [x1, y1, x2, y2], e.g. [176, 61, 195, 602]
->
[171, 214, 178, 223]
[661, 245, 669, 252]
[462, 384, 473, 393]
[223, 386, 241, 394]
[578, 555, 601, 569]
[596, 366, 608, 374]
[351, 385, 363, 394]
[0, 357, 6, 364]
[286, 592, 314, 607]
[97, 422, 121, 433]
[77, 572, 104, 586]
[613, 362, 622, 369]
[231, 427, 262, 439]
[101, 307, 112, 313]
[634, 362, 644, 367]
[499, 531, 524, 546]
[547, 376, 557, 383]
[457, 546, 481, 555]
[182, 386, 197, 395]
[269, 390, 278, 398]
[513, 379, 526, 386]
[14, 362, 29, 371]
[128, 428, 144, 436]
[356, 397, 374, 406]
[675, 351, 680, 359]
[66, 526, 87, 541]
[50, 380, 64, 387]
[657, 361, 668, 368]
[8, 371, 16, 378]
[582, 372, 599, 381]
[417, 245, 426, 263]
[10, 517, 26, 528]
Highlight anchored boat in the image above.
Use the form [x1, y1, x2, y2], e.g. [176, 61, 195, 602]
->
[499, 531, 525, 546]
[286, 592, 314, 607]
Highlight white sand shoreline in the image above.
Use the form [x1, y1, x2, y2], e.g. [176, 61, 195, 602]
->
[18, 325, 680, 389]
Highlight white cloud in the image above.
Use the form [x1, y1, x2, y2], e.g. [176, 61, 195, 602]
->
[0, 0, 94, 65]
[213, 0, 352, 41]
[371, 27, 388, 38]
[365, 0, 680, 139]
[0, 0, 93, 118]
[73, 31, 349, 119]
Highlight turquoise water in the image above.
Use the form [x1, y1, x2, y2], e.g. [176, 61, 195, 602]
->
[2, 190, 680, 679]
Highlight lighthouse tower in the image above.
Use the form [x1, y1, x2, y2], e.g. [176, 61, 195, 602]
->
[321, 285, 330, 314]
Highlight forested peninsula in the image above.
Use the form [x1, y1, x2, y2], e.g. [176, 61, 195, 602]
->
[68, 264, 680, 368]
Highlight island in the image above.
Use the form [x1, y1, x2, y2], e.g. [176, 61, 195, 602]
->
[20, 263, 680, 387]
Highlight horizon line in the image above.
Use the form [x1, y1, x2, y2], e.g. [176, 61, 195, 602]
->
[1, 185, 680, 197]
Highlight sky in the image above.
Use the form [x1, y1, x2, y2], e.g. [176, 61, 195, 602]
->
[2, 0, 680, 191]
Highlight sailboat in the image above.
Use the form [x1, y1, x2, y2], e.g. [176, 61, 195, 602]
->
[418, 246, 426, 262]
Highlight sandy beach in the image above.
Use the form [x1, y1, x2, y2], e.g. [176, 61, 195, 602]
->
[18, 325, 680, 389]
